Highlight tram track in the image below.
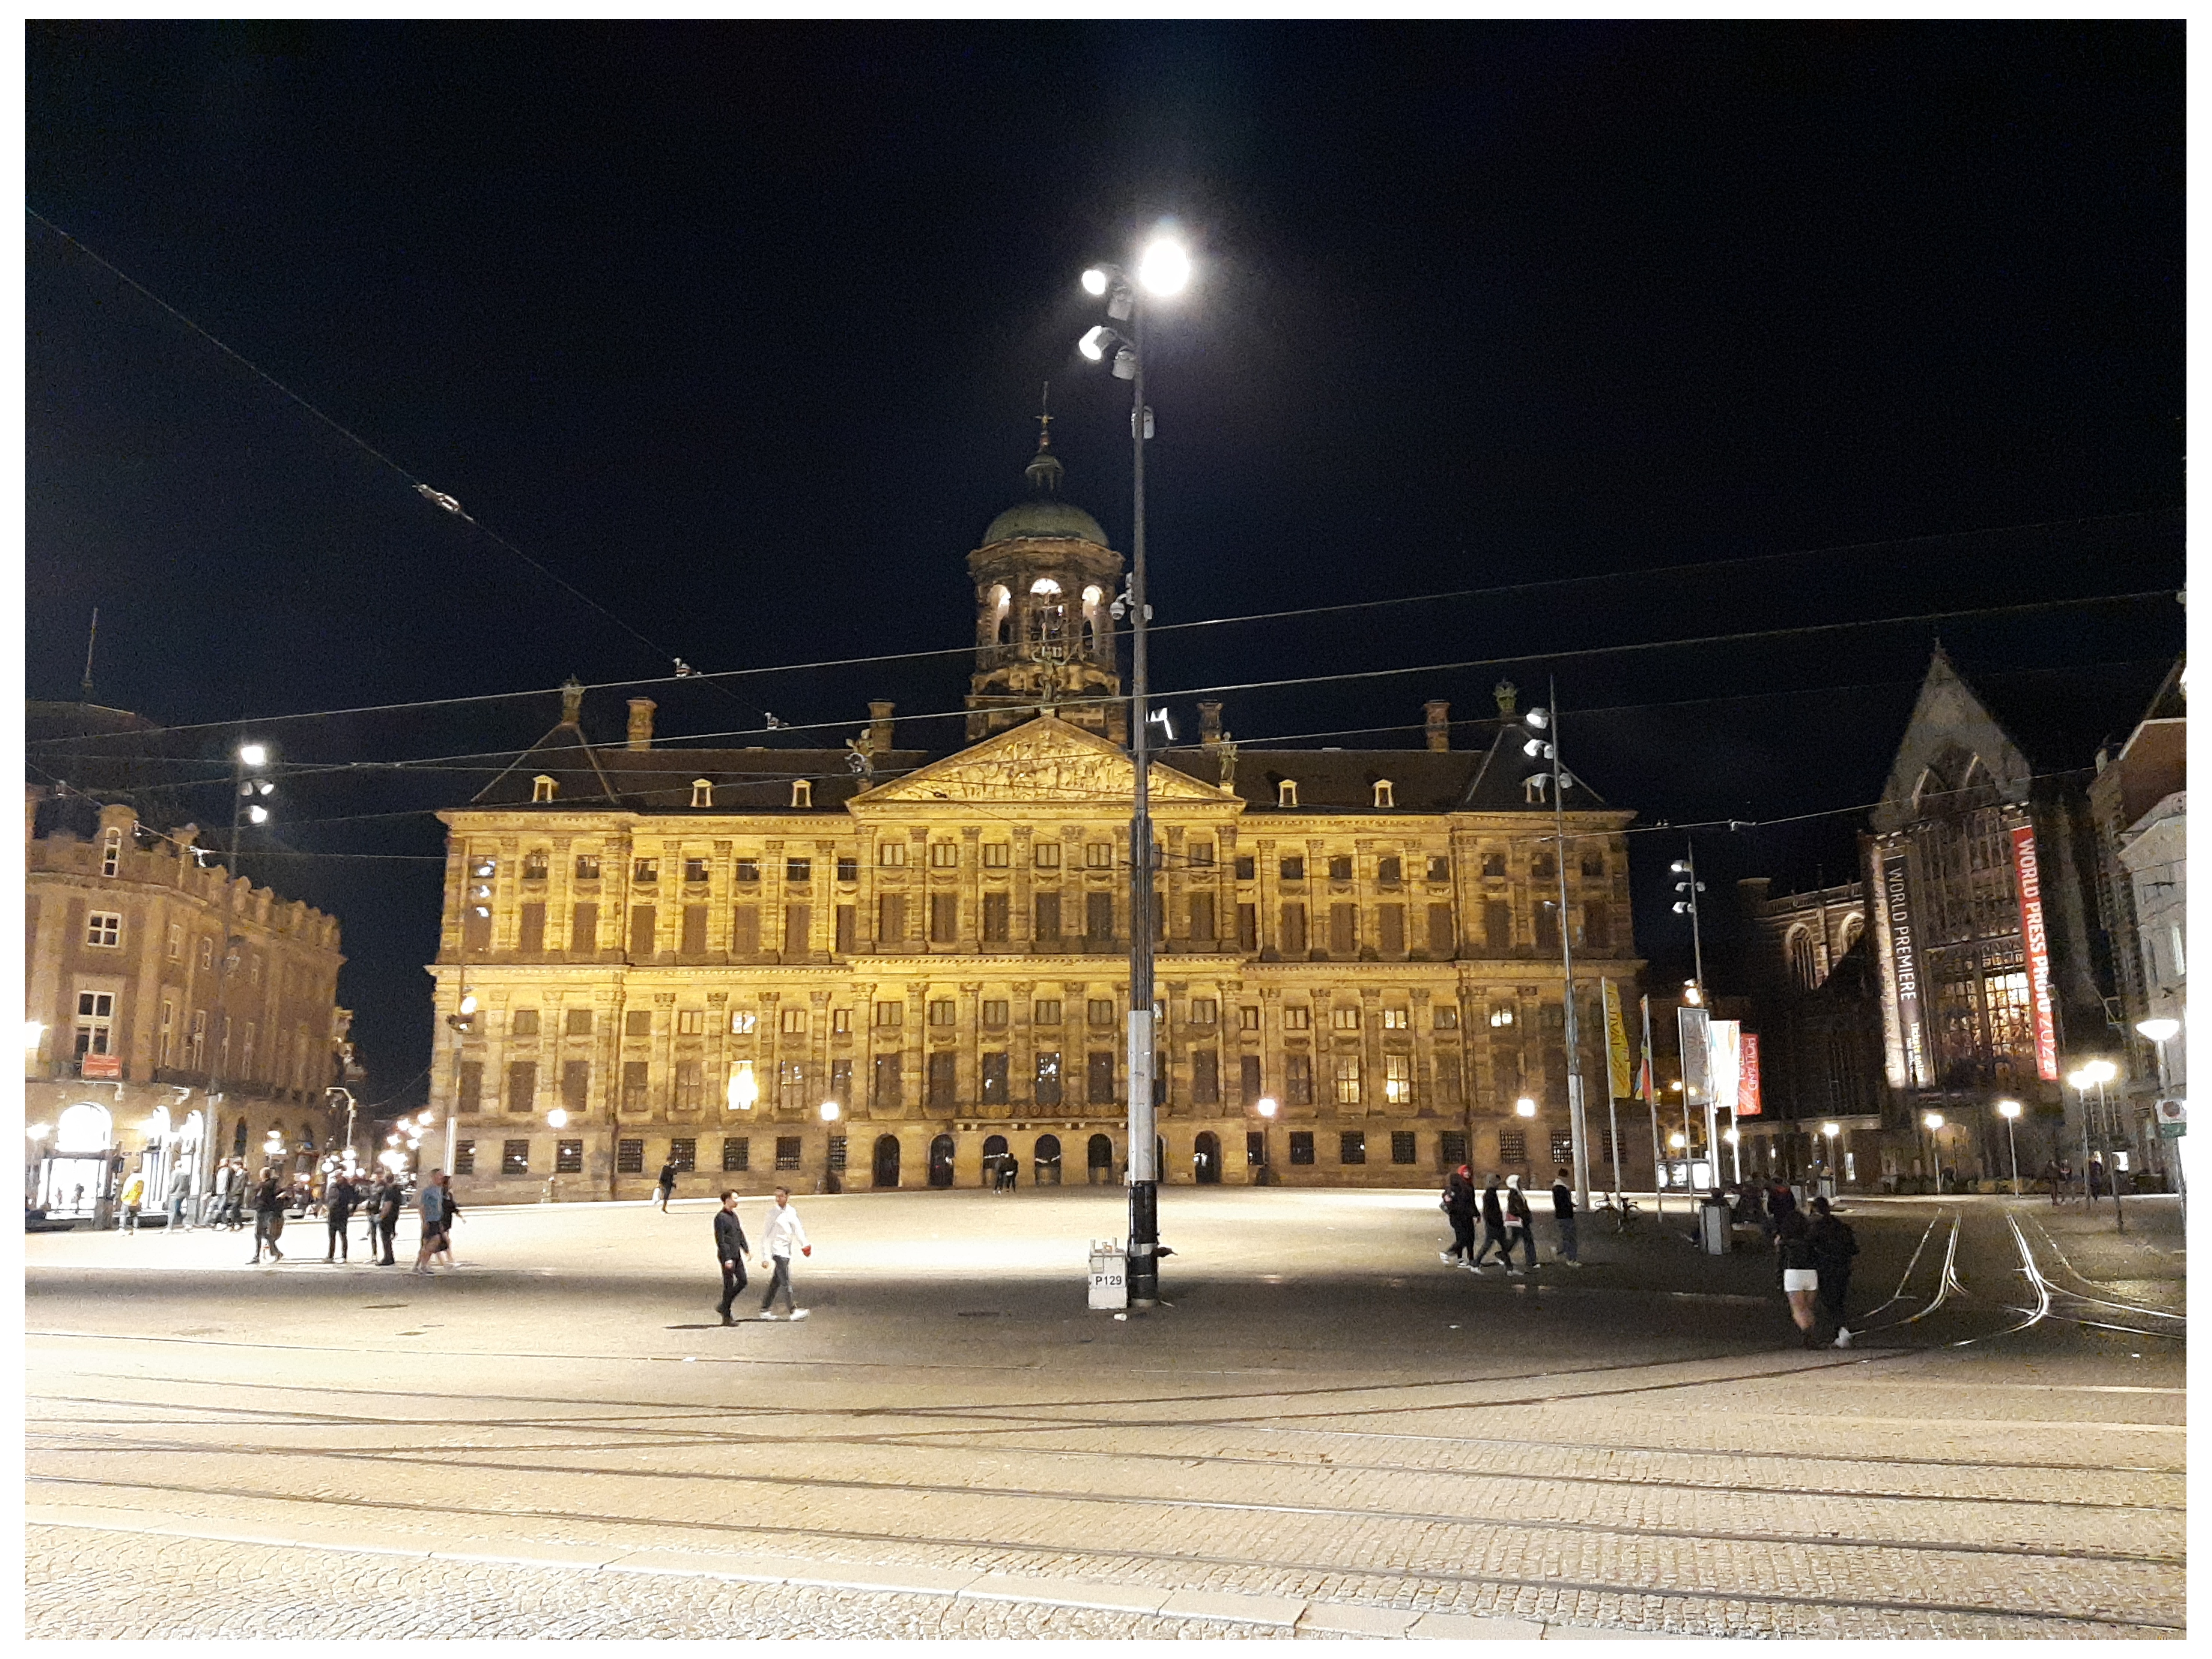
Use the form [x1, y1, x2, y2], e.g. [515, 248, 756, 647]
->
[24, 1471, 2185, 1633]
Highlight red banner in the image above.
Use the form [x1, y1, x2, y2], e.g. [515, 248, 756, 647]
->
[2009, 823, 2059, 1082]
[80, 1053, 121, 1080]
[1738, 1033, 1762, 1118]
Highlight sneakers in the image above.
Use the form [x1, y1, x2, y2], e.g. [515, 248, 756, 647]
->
[1464, 1262, 1486, 1274]
[1439, 1251, 1456, 1264]
[789, 1309, 810, 1321]
[1833, 1328, 1853, 1349]
[759, 1312, 780, 1321]
[1507, 1268, 1526, 1277]
[720, 1315, 738, 1327]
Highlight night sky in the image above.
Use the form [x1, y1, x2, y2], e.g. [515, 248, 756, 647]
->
[25, 21, 2185, 1105]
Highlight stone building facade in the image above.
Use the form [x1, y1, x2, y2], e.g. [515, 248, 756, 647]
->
[429, 442, 1647, 1201]
[25, 784, 350, 1220]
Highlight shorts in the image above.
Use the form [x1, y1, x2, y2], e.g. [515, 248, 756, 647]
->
[1782, 1267, 1819, 1294]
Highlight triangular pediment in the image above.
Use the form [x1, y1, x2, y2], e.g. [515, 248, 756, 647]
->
[851, 716, 1236, 809]
[1871, 650, 2033, 831]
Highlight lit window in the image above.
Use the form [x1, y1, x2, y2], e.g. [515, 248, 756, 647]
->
[1384, 1054, 1412, 1104]
[983, 843, 1011, 868]
[677, 1009, 705, 1036]
[1283, 1005, 1311, 1031]
[84, 912, 122, 949]
[689, 779, 713, 808]
[532, 775, 557, 803]
[1434, 1006, 1459, 1029]
[729, 1010, 758, 1035]
[1277, 780, 1298, 808]
[1382, 1006, 1409, 1030]
[874, 1000, 903, 1027]
[1030, 576, 1062, 596]
[791, 781, 812, 808]
[101, 828, 122, 877]
[522, 849, 549, 881]
[929, 999, 957, 1026]
[931, 841, 960, 869]
[1034, 841, 1062, 869]
[878, 841, 907, 866]
[1334, 1057, 1362, 1105]
[781, 1007, 808, 1034]
[1332, 1005, 1361, 1030]
[1190, 998, 1218, 1026]
[1086, 842, 1113, 870]
[1373, 781, 1394, 808]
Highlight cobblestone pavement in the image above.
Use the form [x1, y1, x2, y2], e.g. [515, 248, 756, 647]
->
[26, 1187, 2185, 1639]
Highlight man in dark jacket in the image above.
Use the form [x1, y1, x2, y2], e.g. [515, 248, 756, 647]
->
[1504, 1175, 1538, 1275]
[324, 1173, 359, 1262]
[1549, 1167, 1581, 1267]
[247, 1169, 286, 1264]
[714, 1191, 751, 1325]
[373, 1176, 403, 1266]
[657, 1161, 679, 1211]
[1808, 1195, 1859, 1348]
[1439, 1167, 1477, 1266]
[1470, 1174, 1512, 1271]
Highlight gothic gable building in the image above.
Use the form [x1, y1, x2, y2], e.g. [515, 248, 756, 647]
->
[428, 439, 1645, 1200]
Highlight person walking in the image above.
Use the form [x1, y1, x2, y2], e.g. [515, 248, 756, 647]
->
[1439, 1166, 1477, 1266]
[656, 1160, 678, 1212]
[1808, 1195, 1859, 1348]
[1549, 1167, 1582, 1267]
[1776, 1206, 1820, 1347]
[324, 1171, 359, 1262]
[1470, 1174, 1512, 1271]
[373, 1175, 402, 1266]
[757, 1186, 811, 1320]
[220, 1161, 248, 1229]
[248, 1167, 286, 1262]
[713, 1191, 750, 1325]
[432, 1173, 460, 1268]
[412, 1174, 447, 1274]
[1503, 1174, 1537, 1275]
[164, 1160, 194, 1232]
[118, 1169, 146, 1233]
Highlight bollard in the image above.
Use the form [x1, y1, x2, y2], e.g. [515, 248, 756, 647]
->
[1088, 1238, 1128, 1310]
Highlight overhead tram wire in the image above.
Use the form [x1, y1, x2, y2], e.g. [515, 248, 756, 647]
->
[26, 207, 769, 725]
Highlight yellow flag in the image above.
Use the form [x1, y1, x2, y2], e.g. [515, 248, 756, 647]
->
[1602, 979, 1634, 1100]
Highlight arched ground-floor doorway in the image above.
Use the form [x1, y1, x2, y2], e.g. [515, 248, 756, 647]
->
[1033, 1133, 1062, 1185]
[1087, 1133, 1114, 1184]
[1193, 1131, 1222, 1184]
[929, 1134, 956, 1188]
[872, 1134, 901, 1190]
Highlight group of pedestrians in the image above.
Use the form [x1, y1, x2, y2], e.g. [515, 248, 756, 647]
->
[712, 1187, 813, 1323]
[1439, 1166, 1583, 1275]
[1776, 1193, 1858, 1349]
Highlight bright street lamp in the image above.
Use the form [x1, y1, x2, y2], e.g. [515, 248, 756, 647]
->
[2136, 1017, 2180, 1045]
[1921, 1111, 1944, 1194]
[1077, 227, 1196, 1311]
[238, 743, 268, 768]
[1514, 1097, 1537, 1119]
[546, 1108, 568, 1130]
[1995, 1099, 2024, 1195]
[1253, 1095, 1277, 1185]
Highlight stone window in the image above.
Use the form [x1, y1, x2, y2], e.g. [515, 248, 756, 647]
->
[511, 1009, 541, 1037]
[634, 857, 659, 885]
[983, 842, 1011, 868]
[1035, 1050, 1062, 1106]
[929, 999, 957, 1026]
[1033, 999, 1061, 1025]
[874, 1000, 902, 1027]
[1280, 856, 1305, 881]
[1439, 1130, 1468, 1166]
[1087, 1051, 1115, 1105]
[166, 923, 183, 961]
[1380, 1006, 1409, 1030]
[1283, 1005, 1311, 1031]
[928, 1050, 957, 1107]
[1235, 855, 1257, 881]
[930, 893, 959, 942]
[832, 1007, 852, 1034]
[1481, 851, 1507, 878]
[1086, 842, 1114, 870]
[617, 1138, 645, 1174]
[454, 1140, 476, 1175]
[522, 850, 549, 881]
[692, 779, 714, 808]
[532, 776, 557, 803]
[730, 1009, 758, 1034]
[982, 892, 1010, 942]
[1373, 781, 1394, 808]
[722, 1136, 750, 1172]
[1550, 1131, 1575, 1167]
[84, 911, 122, 948]
[1580, 851, 1606, 879]
[556, 1139, 584, 1174]
[1498, 1129, 1527, 1165]
[734, 857, 760, 883]
[1085, 891, 1114, 941]
[575, 854, 601, 881]
[669, 1137, 697, 1172]
[1334, 1057, 1362, 1105]
[1089, 998, 1116, 1027]
[787, 857, 811, 884]
[790, 781, 811, 808]
[1034, 841, 1062, 869]
[1531, 850, 1557, 881]
[981, 1051, 1009, 1103]
[1428, 855, 1451, 881]
[1191, 1050, 1219, 1105]
[507, 1062, 537, 1116]
[981, 1000, 1009, 1029]
[625, 1010, 654, 1037]
[878, 840, 908, 866]
[1239, 1005, 1260, 1031]
[1383, 1054, 1412, 1105]
[1340, 1131, 1366, 1165]
[1288, 1131, 1315, 1165]
[1434, 1005, 1459, 1030]
[502, 1139, 530, 1175]
[684, 856, 710, 883]
[1332, 1005, 1361, 1031]
[775, 1137, 803, 1172]
[872, 1055, 902, 1109]
[1188, 840, 1214, 868]
[1280, 902, 1307, 955]
[1391, 1131, 1418, 1166]
[837, 856, 859, 883]
[1189, 998, 1218, 1027]
[931, 841, 959, 869]
[1284, 1054, 1313, 1105]
[1376, 855, 1401, 885]
[1277, 780, 1298, 808]
[780, 1007, 808, 1034]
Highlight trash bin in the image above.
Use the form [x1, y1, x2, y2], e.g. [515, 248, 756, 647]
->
[1698, 1199, 1731, 1256]
[1088, 1239, 1128, 1310]
[1817, 1176, 1837, 1203]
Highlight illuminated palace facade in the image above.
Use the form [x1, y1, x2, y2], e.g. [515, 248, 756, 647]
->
[428, 435, 1644, 1200]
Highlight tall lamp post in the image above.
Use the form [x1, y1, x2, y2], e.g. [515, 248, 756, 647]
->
[1820, 1120, 1841, 1191]
[1254, 1096, 1277, 1185]
[200, 741, 271, 1213]
[1077, 230, 1192, 1311]
[1994, 1099, 2023, 1196]
[2136, 1017, 2183, 1214]
[445, 854, 495, 1178]
[820, 1099, 842, 1195]
[1921, 1111, 1944, 1193]
[1523, 690, 1591, 1207]
[2083, 1057, 2122, 1229]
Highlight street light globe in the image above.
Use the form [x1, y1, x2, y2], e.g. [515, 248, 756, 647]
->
[1137, 236, 1190, 297]
[1514, 1097, 1537, 1118]
[819, 1100, 841, 1123]
[1995, 1099, 2023, 1120]
[1723, 1128, 1740, 1146]
[459, 993, 478, 1016]
[1922, 1112, 1944, 1132]
[1821, 1122, 1841, 1139]
[238, 743, 268, 767]
[1668, 1132, 1686, 1150]
[1081, 266, 1110, 296]
[2084, 1058, 2119, 1084]
[2065, 1068, 2089, 1090]
[1078, 324, 1110, 362]
[546, 1108, 568, 1130]
[2136, 1017, 2181, 1044]
[247, 805, 270, 824]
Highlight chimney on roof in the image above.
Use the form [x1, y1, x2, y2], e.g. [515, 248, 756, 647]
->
[1492, 680, 1518, 719]
[1199, 700, 1224, 749]
[627, 697, 656, 751]
[560, 677, 585, 726]
[868, 700, 896, 754]
[1424, 700, 1451, 752]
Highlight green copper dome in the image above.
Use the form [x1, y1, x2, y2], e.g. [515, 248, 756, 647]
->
[982, 421, 1110, 547]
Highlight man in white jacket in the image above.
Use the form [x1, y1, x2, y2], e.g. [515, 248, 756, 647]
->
[757, 1187, 811, 1321]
